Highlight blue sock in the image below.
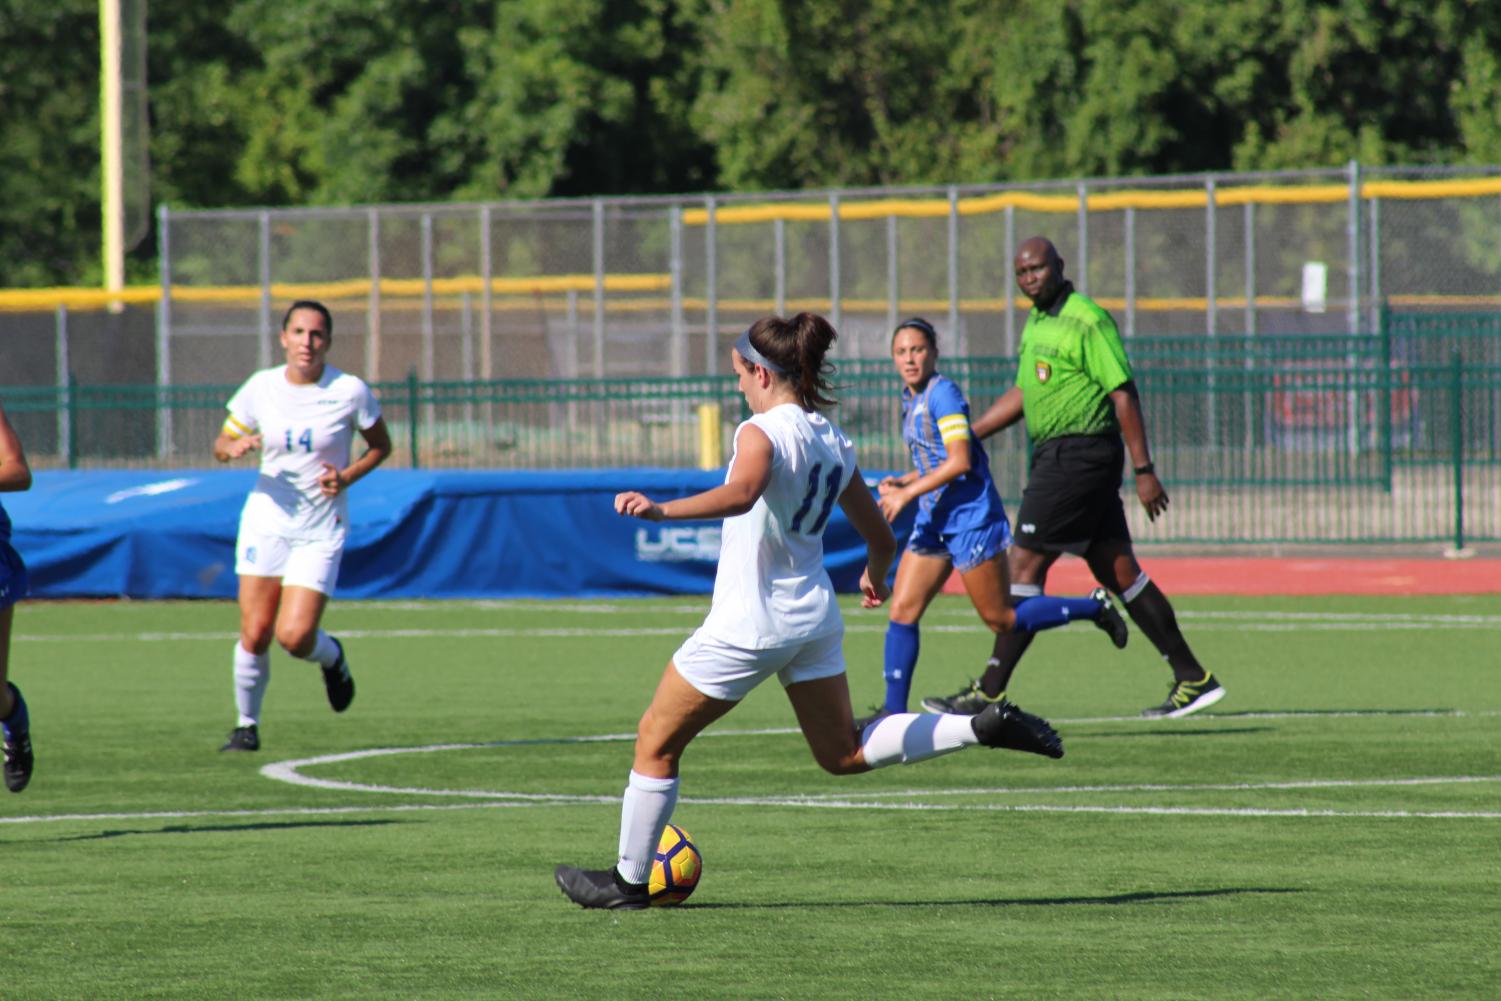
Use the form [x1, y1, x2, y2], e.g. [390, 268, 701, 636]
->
[882, 621, 920, 713]
[1, 683, 28, 738]
[1012, 595, 1102, 633]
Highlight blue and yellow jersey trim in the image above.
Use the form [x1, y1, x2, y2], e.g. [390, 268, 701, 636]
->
[936, 413, 970, 444]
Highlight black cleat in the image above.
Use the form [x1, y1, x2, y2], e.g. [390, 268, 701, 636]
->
[3, 685, 33, 793]
[554, 865, 650, 910]
[971, 698, 1064, 759]
[1091, 587, 1129, 649]
[321, 638, 355, 713]
[221, 724, 260, 752]
[852, 707, 894, 738]
[921, 680, 1003, 716]
[1142, 673, 1226, 718]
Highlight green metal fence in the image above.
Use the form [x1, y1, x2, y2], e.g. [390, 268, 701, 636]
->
[4, 315, 1498, 547]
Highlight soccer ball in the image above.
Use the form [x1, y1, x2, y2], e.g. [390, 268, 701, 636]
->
[648, 824, 702, 906]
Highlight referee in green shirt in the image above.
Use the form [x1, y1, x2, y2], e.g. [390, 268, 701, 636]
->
[926, 236, 1225, 719]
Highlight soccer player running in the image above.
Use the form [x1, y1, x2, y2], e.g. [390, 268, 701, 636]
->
[555, 314, 1064, 910]
[0, 401, 35, 792]
[212, 301, 391, 752]
[862, 316, 1125, 725]
[924, 237, 1224, 719]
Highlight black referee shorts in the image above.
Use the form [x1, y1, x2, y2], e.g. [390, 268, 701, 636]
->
[1012, 434, 1131, 556]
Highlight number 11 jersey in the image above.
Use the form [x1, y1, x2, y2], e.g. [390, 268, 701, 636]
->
[224, 365, 382, 543]
[702, 402, 858, 649]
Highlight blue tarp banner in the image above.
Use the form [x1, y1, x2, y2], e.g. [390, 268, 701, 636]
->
[5, 470, 913, 599]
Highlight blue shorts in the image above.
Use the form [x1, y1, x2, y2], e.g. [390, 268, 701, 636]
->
[906, 514, 1011, 573]
[0, 541, 29, 609]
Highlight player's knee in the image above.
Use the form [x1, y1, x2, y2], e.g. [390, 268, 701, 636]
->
[887, 599, 924, 624]
[815, 751, 864, 776]
[811, 735, 866, 776]
[981, 608, 1015, 634]
[275, 624, 316, 658]
[240, 623, 275, 654]
[633, 724, 682, 773]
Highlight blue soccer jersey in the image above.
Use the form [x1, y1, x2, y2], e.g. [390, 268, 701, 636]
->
[900, 374, 1007, 533]
[0, 497, 26, 609]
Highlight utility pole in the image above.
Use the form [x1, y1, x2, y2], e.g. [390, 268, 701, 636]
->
[101, 0, 124, 305]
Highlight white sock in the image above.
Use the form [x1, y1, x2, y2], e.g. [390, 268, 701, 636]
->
[615, 770, 679, 886]
[298, 629, 341, 669]
[233, 642, 270, 727]
[860, 712, 978, 769]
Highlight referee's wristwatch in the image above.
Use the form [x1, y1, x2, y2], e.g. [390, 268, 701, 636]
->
[1133, 462, 1155, 476]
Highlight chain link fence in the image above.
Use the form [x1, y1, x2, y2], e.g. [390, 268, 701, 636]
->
[4, 163, 1501, 389]
[1, 164, 1500, 546]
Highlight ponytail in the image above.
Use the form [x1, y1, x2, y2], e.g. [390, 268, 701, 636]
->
[739, 313, 839, 411]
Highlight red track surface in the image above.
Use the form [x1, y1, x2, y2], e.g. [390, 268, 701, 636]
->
[938, 556, 1501, 596]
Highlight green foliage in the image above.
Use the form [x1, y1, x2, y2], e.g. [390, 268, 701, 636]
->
[4, 0, 1501, 285]
[690, 0, 1014, 188]
[0, 0, 103, 285]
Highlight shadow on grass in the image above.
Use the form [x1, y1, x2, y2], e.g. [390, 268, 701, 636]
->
[1082, 727, 1275, 738]
[1212, 709, 1456, 717]
[45, 818, 404, 843]
[687, 886, 1302, 910]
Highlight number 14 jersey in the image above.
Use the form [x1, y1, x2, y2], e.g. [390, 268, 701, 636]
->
[225, 365, 382, 543]
[702, 402, 858, 649]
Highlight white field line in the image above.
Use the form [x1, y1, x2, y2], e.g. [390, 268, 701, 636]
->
[17, 606, 1501, 644]
[5, 727, 1498, 829]
[7, 797, 1501, 827]
[262, 751, 1501, 802]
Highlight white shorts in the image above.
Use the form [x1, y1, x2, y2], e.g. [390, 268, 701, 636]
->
[671, 628, 845, 702]
[234, 526, 344, 595]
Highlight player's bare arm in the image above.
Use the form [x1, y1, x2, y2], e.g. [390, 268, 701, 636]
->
[615, 423, 774, 523]
[0, 403, 33, 493]
[877, 436, 972, 523]
[876, 470, 918, 495]
[320, 417, 392, 496]
[970, 386, 1024, 440]
[838, 466, 897, 608]
[1109, 382, 1169, 521]
[213, 424, 262, 463]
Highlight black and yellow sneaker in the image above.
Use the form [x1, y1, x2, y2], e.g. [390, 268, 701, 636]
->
[1091, 587, 1129, 649]
[554, 865, 650, 910]
[220, 724, 259, 752]
[321, 638, 355, 713]
[972, 698, 1064, 759]
[1142, 673, 1226, 719]
[921, 680, 1004, 716]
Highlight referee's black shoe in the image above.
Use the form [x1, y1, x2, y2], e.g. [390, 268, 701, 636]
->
[1091, 587, 1129, 649]
[322, 637, 355, 713]
[555, 865, 650, 910]
[1142, 672, 1226, 719]
[971, 698, 1064, 759]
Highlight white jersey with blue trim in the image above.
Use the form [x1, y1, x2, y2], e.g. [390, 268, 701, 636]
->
[224, 364, 381, 543]
[700, 403, 857, 649]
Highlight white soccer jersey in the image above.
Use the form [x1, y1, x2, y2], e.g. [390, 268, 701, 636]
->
[224, 365, 382, 542]
[700, 403, 858, 649]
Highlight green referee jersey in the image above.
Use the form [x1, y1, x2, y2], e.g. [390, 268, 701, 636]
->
[1016, 285, 1134, 444]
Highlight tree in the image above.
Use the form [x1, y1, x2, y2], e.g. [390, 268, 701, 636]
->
[0, 0, 103, 286]
[690, 0, 1014, 189]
